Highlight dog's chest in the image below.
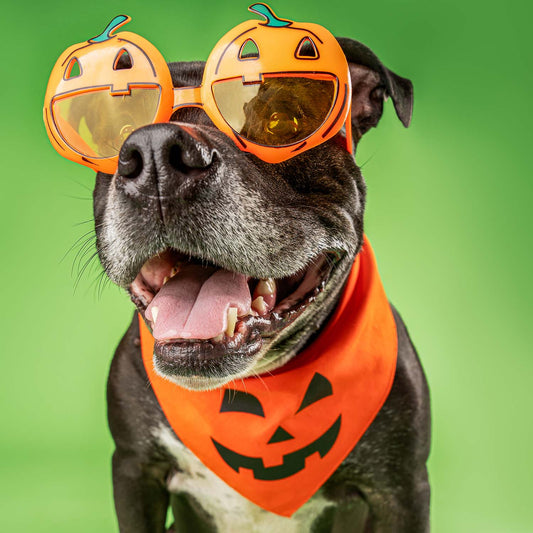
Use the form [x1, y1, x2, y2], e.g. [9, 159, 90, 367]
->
[155, 425, 335, 533]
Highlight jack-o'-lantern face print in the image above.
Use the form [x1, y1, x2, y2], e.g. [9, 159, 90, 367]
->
[211, 373, 341, 480]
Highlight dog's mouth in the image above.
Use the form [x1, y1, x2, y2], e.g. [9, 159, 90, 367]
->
[128, 249, 341, 381]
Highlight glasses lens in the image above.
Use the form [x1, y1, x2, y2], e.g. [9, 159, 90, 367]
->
[212, 76, 336, 146]
[52, 87, 161, 158]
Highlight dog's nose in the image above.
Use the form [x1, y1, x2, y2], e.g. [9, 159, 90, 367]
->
[117, 123, 214, 183]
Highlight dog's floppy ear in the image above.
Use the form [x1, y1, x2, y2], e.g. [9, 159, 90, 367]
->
[337, 37, 413, 140]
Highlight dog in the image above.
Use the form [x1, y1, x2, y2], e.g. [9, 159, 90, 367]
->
[93, 36, 430, 533]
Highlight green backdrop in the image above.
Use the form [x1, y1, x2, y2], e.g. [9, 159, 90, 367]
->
[1, 0, 531, 531]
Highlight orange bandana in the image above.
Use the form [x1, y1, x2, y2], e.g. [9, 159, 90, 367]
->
[139, 237, 397, 516]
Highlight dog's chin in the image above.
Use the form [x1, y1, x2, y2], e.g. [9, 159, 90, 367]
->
[126, 248, 344, 390]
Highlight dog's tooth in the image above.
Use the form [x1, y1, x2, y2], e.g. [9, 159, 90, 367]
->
[253, 278, 277, 313]
[162, 266, 180, 287]
[226, 307, 238, 337]
[255, 278, 276, 296]
[252, 296, 267, 314]
[213, 332, 225, 342]
[151, 306, 159, 324]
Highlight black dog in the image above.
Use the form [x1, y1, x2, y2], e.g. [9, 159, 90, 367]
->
[95, 37, 430, 532]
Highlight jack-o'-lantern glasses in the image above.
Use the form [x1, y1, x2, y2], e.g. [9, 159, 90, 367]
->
[43, 4, 353, 174]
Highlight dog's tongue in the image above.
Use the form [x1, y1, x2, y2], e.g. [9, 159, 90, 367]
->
[145, 264, 251, 341]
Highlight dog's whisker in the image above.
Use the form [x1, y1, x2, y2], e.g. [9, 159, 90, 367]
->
[71, 241, 97, 279]
[251, 372, 270, 392]
[358, 153, 375, 169]
[60, 229, 96, 265]
[89, 269, 112, 300]
[61, 193, 93, 201]
[77, 260, 101, 294]
[71, 237, 97, 277]
[74, 250, 100, 293]
[73, 219, 103, 229]
[69, 178, 94, 193]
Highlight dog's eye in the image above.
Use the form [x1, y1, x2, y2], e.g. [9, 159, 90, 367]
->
[264, 112, 300, 138]
[119, 124, 135, 142]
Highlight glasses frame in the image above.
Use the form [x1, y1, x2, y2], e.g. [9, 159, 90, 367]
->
[43, 10, 353, 174]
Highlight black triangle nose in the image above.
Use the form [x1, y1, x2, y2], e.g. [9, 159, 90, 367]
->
[268, 426, 295, 444]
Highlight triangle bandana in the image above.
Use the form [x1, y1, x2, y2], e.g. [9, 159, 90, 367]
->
[139, 237, 397, 516]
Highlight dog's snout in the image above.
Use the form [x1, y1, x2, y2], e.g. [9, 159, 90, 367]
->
[118, 123, 214, 183]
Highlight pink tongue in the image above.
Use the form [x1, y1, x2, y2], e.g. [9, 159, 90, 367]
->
[146, 264, 251, 341]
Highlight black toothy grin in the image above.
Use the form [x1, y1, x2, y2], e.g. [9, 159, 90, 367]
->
[212, 415, 341, 480]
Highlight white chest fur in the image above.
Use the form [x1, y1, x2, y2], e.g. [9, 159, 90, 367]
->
[155, 425, 334, 533]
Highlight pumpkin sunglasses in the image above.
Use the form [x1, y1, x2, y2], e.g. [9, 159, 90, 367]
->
[43, 3, 353, 174]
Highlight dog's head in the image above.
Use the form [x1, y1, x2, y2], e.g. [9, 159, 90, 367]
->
[92, 38, 412, 390]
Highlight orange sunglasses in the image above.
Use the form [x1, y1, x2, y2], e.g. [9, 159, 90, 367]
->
[43, 3, 353, 174]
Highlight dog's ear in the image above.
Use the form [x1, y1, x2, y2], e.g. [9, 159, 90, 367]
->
[337, 37, 413, 140]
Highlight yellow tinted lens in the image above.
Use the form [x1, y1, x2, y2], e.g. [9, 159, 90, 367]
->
[52, 87, 161, 158]
[212, 76, 335, 146]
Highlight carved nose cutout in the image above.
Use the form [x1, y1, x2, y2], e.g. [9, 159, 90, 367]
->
[268, 426, 294, 444]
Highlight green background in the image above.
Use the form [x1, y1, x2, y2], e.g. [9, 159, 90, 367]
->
[1, 0, 531, 531]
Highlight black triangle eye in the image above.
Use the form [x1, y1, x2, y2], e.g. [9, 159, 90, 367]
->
[113, 48, 133, 70]
[220, 389, 265, 417]
[295, 37, 319, 59]
[296, 373, 333, 413]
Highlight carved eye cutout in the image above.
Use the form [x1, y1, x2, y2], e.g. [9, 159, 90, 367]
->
[220, 389, 265, 417]
[239, 38, 260, 60]
[296, 372, 333, 413]
[113, 48, 133, 70]
[64, 58, 81, 80]
[295, 37, 319, 59]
